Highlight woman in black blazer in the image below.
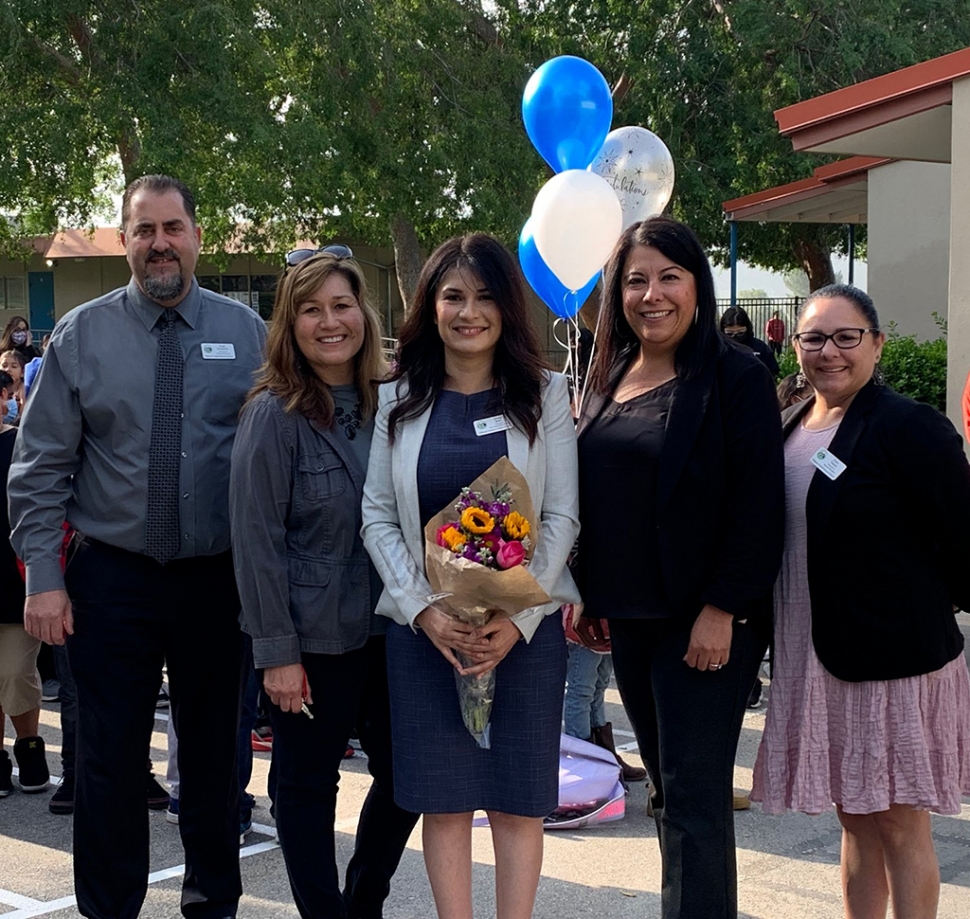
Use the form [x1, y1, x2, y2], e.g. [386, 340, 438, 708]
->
[752, 284, 970, 919]
[574, 217, 784, 919]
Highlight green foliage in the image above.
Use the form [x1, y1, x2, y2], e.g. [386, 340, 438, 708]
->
[879, 315, 948, 412]
[775, 316, 949, 410]
[2, 1, 969, 278]
[777, 349, 800, 379]
[501, 0, 970, 273]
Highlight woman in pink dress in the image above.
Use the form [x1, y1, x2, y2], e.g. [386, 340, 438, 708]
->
[753, 284, 970, 919]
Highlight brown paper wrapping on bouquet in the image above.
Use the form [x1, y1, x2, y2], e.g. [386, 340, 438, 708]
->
[423, 456, 551, 627]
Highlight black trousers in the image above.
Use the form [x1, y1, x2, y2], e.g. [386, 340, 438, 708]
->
[609, 616, 768, 919]
[267, 635, 419, 919]
[66, 539, 244, 919]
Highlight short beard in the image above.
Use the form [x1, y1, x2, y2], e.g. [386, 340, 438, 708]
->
[143, 272, 185, 302]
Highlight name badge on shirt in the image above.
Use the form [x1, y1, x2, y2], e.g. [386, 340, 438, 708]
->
[811, 448, 847, 481]
[474, 414, 512, 437]
[201, 343, 236, 360]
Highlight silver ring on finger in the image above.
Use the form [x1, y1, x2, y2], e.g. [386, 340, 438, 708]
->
[708, 662, 722, 670]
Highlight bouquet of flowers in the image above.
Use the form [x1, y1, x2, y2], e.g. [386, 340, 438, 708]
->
[424, 456, 551, 748]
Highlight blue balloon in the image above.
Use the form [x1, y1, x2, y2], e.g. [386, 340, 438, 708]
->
[518, 219, 599, 319]
[522, 56, 613, 173]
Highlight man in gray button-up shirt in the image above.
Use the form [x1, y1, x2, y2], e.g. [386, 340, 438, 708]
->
[9, 174, 266, 919]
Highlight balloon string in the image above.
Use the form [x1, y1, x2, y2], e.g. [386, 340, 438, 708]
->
[576, 290, 602, 419]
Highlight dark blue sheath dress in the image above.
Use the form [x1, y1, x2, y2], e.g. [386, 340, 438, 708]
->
[386, 389, 566, 816]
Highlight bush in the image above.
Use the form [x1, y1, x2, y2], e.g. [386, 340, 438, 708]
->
[768, 316, 947, 412]
[777, 349, 799, 379]
[879, 314, 947, 412]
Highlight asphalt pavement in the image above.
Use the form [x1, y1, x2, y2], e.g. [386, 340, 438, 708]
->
[2, 625, 969, 919]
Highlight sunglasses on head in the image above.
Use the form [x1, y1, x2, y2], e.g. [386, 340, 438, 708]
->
[284, 244, 354, 267]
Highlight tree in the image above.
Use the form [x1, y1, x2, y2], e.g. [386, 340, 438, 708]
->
[737, 288, 769, 299]
[0, 1, 537, 305]
[3, 1, 969, 303]
[498, 0, 970, 290]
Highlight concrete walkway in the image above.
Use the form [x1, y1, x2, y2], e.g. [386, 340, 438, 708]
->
[2, 626, 969, 919]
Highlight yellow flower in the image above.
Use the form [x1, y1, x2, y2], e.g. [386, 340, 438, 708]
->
[503, 511, 530, 540]
[440, 526, 466, 551]
[460, 506, 495, 535]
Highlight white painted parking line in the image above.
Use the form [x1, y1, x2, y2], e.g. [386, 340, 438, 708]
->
[0, 894, 77, 919]
[0, 891, 45, 910]
[0, 815, 369, 918]
[0, 833, 283, 919]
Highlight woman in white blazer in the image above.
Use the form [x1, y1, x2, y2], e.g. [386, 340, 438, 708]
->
[361, 233, 579, 919]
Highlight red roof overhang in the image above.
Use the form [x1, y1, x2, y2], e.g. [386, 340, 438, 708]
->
[722, 156, 890, 223]
[774, 46, 970, 161]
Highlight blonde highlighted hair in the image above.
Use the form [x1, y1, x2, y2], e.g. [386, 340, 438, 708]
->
[249, 253, 388, 426]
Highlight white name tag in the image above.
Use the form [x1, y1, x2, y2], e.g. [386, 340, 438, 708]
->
[201, 343, 236, 360]
[811, 447, 847, 481]
[474, 414, 512, 436]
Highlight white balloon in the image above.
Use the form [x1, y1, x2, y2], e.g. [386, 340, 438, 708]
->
[590, 126, 675, 229]
[531, 170, 623, 292]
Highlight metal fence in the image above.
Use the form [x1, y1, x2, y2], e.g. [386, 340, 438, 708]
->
[716, 296, 803, 349]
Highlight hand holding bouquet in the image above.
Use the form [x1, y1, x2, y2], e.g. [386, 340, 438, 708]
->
[423, 456, 551, 747]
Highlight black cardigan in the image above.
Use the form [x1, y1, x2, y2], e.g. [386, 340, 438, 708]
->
[783, 382, 970, 681]
[577, 340, 785, 625]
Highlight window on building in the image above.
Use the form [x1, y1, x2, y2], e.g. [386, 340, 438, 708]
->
[1, 277, 26, 311]
[251, 274, 278, 320]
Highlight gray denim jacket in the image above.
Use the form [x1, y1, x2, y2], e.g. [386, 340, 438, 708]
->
[229, 391, 372, 668]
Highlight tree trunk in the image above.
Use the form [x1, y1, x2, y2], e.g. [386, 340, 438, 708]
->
[793, 236, 836, 291]
[390, 214, 423, 310]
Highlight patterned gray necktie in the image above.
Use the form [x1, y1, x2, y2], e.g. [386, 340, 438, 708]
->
[145, 309, 184, 563]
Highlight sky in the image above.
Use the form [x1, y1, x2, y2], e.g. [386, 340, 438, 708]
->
[712, 254, 867, 298]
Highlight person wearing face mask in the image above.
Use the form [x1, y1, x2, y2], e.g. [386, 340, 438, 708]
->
[719, 306, 779, 376]
[752, 284, 970, 919]
[9, 174, 266, 919]
[0, 350, 26, 424]
[0, 318, 40, 361]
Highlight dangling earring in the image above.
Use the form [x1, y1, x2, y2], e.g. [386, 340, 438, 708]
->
[693, 307, 699, 326]
[795, 371, 807, 387]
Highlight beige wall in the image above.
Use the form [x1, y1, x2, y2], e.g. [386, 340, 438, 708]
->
[3, 243, 570, 358]
[868, 160, 951, 341]
[946, 76, 970, 428]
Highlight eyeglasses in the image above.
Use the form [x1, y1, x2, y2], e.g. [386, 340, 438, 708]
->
[284, 244, 354, 267]
[722, 329, 747, 340]
[792, 328, 878, 352]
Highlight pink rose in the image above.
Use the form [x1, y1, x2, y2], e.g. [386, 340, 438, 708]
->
[496, 539, 525, 569]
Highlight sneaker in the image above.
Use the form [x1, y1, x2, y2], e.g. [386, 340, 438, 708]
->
[41, 679, 61, 703]
[746, 678, 763, 710]
[147, 774, 170, 810]
[733, 792, 752, 810]
[14, 736, 50, 792]
[239, 816, 252, 846]
[49, 775, 75, 814]
[156, 686, 170, 709]
[0, 750, 12, 797]
[166, 797, 179, 824]
[251, 726, 273, 752]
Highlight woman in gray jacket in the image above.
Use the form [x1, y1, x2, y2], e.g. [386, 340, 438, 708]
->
[229, 249, 417, 919]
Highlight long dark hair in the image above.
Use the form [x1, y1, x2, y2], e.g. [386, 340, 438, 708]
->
[587, 217, 720, 394]
[0, 316, 29, 353]
[719, 305, 754, 345]
[387, 234, 549, 444]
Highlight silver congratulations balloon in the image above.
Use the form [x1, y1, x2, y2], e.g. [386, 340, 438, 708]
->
[590, 126, 675, 229]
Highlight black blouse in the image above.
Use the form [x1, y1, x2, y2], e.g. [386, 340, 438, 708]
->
[577, 379, 677, 619]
